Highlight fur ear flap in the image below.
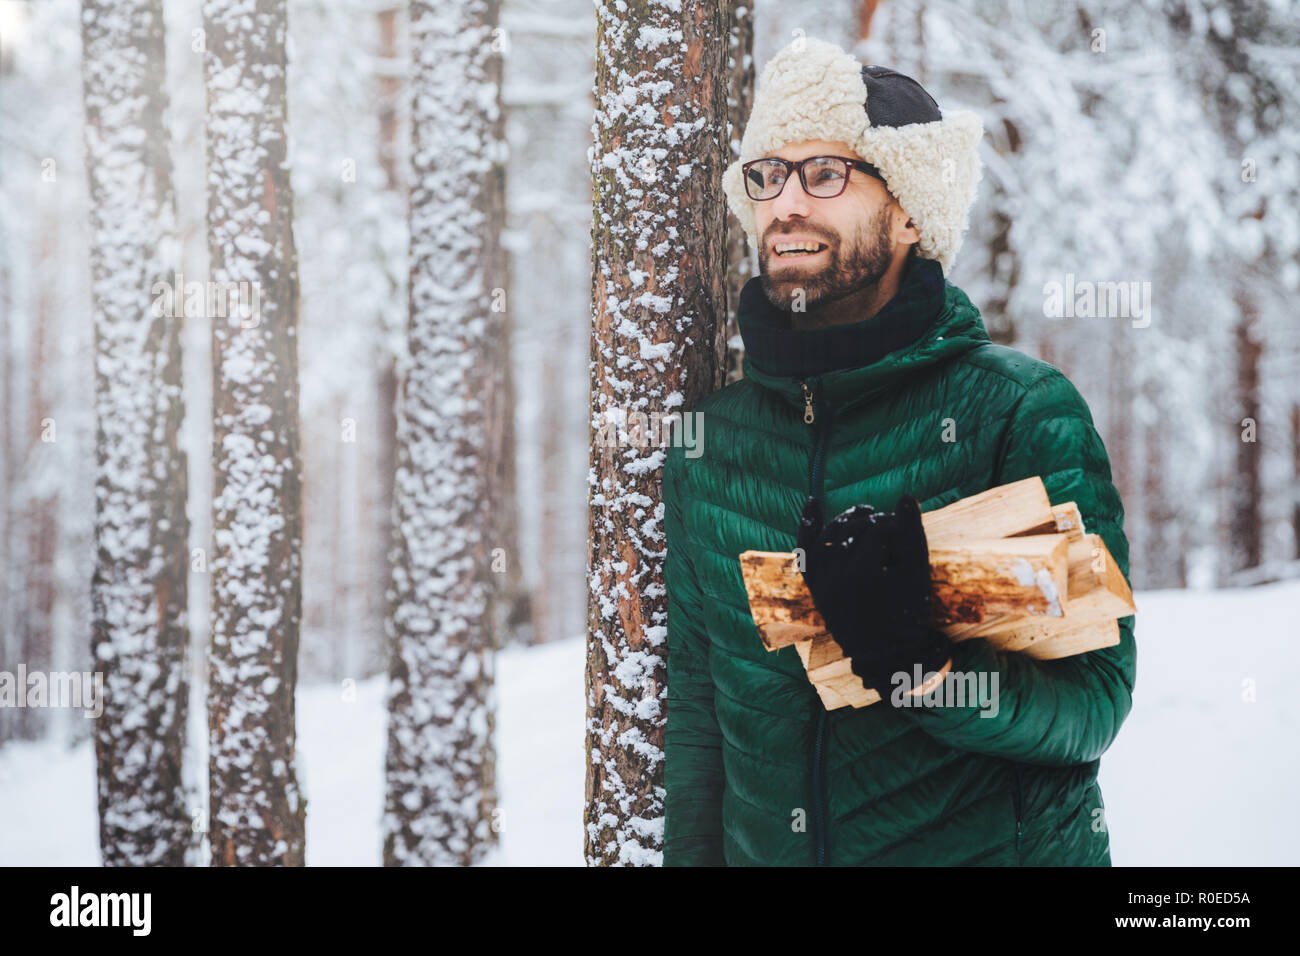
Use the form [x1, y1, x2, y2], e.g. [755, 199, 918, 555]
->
[951, 109, 985, 146]
[854, 109, 985, 273]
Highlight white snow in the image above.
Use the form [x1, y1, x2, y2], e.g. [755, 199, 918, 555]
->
[0, 628, 585, 866]
[2, 582, 1296, 865]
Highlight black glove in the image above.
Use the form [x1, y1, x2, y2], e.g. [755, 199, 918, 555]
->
[796, 493, 952, 698]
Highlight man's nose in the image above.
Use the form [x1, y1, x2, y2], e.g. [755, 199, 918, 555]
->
[770, 172, 813, 220]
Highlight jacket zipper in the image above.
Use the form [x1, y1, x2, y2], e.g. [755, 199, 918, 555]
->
[803, 379, 831, 495]
[1011, 762, 1024, 866]
[803, 377, 833, 867]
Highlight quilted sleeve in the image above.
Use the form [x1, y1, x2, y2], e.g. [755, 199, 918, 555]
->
[661, 443, 727, 865]
[904, 369, 1138, 767]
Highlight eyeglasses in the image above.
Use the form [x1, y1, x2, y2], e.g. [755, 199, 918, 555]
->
[741, 155, 884, 201]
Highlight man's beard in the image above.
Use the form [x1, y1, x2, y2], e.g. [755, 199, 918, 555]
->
[758, 204, 894, 317]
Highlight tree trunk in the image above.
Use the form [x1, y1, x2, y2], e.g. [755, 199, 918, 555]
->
[80, 0, 190, 866]
[723, 0, 755, 385]
[584, 0, 729, 866]
[535, 336, 563, 645]
[17, 220, 58, 743]
[482, 85, 529, 649]
[204, 0, 307, 867]
[0, 193, 14, 744]
[1106, 328, 1134, 537]
[374, 1, 402, 672]
[376, 3, 403, 192]
[1231, 293, 1263, 572]
[383, 0, 503, 867]
[856, 0, 882, 42]
[1292, 403, 1300, 560]
[1142, 373, 1183, 588]
[982, 117, 1019, 347]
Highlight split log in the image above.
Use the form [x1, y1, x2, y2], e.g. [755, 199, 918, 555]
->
[795, 632, 846, 671]
[920, 476, 1055, 543]
[1015, 500, 1086, 542]
[794, 638, 857, 708]
[820, 668, 881, 708]
[1062, 533, 1135, 618]
[740, 533, 1069, 650]
[810, 675, 852, 710]
[738, 477, 1135, 711]
[796, 631, 953, 709]
[738, 550, 829, 648]
[927, 534, 1069, 623]
[1012, 617, 1121, 660]
[938, 534, 1135, 645]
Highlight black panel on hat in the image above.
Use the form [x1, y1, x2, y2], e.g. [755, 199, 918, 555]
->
[861, 65, 942, 127]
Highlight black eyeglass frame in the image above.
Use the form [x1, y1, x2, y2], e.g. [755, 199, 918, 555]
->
[741, 155, 885, 201]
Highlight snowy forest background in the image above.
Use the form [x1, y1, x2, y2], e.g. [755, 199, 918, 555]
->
[1, 0, 1298, 866]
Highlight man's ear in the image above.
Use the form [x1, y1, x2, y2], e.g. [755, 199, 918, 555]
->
[894, 203, 921, 247]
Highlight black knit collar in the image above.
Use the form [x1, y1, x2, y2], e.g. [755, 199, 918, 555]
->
[736, 255, 946, 379]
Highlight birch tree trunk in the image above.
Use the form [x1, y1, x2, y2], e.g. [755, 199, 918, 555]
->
[80, 0, 191, 866]
[584, 1, 729, 866]
[203, 0, 307, 867]
[383, 0, 504, 867]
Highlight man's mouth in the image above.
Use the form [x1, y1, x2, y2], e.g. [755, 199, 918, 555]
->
[772, 240, 828, 259]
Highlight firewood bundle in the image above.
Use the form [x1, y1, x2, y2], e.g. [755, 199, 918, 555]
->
[738, 477, 1137, 710]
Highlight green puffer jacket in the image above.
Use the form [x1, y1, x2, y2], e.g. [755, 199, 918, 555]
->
[662, 257, 1137, 866]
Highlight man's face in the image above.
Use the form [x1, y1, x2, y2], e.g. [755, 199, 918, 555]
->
[752, 139, 904, 312]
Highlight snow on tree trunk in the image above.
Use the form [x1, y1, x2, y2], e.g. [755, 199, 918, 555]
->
[203, 0, 307, 867]
[80, 0, 191, 866]
[382, 0, 504, 867]
[584, 1, 729, 867]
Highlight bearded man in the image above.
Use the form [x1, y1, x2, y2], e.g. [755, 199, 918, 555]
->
[662, 37, 1137, 867]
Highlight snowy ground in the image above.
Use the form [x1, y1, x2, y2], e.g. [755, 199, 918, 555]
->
[0, 637, 587, 867]
[1, 581, 1297, 866]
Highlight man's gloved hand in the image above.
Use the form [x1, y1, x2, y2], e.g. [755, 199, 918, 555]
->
[796, 493, 952, 698]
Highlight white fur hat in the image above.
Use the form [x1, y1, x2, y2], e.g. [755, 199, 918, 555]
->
[722, 36, 984, 274]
